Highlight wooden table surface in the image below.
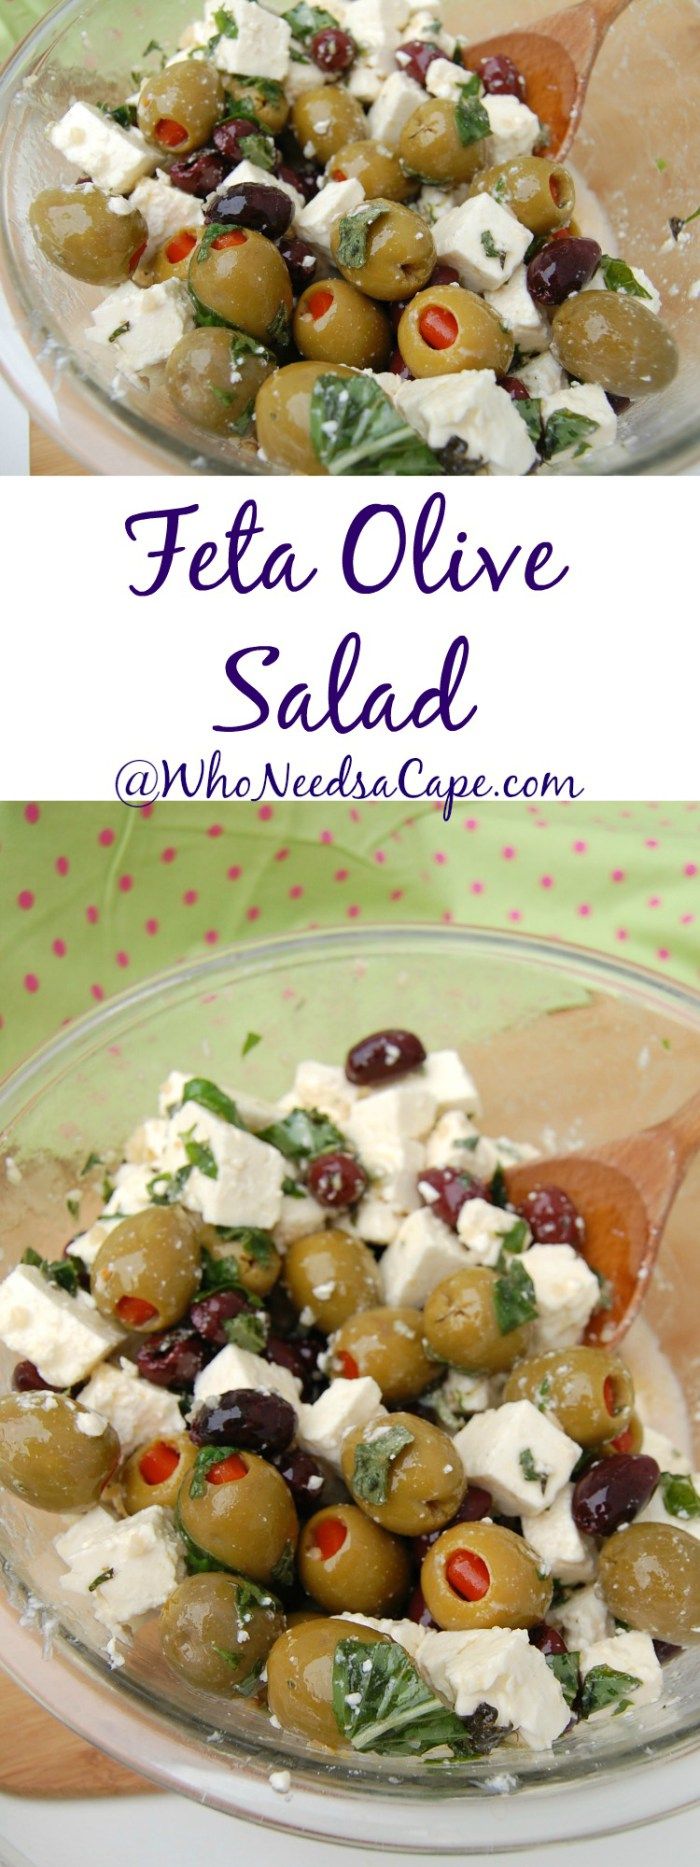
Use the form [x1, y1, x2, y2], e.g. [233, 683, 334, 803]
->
[0, 1671, 152, 1798]
[30, 422, 89, 475]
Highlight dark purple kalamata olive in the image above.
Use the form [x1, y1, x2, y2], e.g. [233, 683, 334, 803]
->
[418, 1166, 490, 1229]
[12, 1359, 56, 1393]
[529, 1621, 568, 1656]
[395, 39, 442, 85]
[278, 233, 317, 294]
[136, 1328, 211, 1390]
[265, 1333, 325, 1401]
[390, 348, 412, 379]
[516, 1185, 585, 1247]
[276, 157, 319, 205]
[204, 180, 293, 238]
[189, 1288, 250, 1346]
[572, 1454, 660, 1537]
[345, 1027, 426, 1085]
[476, 53, 527, 100]
[271, 1446, 326, 1514]
[412, 1486, 493, 1564]
[653, 1639, 682, 1664]
[527, 236, 601, 306]
[429, 263, 460, 289]
[169, 146, 229, 197]
[189, 1387, 297, 1455]
[212, 118, 275, 167]
[266, 1282, 300, 1340]
[607, 392, 632, 415]
[408, 1584, 437, 1627]
[306, 1150, 368, 1209]
[498, 373, 530, 400]
[310, 26, 356, 73]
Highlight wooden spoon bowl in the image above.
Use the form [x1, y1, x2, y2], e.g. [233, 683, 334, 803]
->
[465, 0, 635, 158]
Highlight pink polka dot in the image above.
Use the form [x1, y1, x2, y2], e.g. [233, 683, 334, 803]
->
[274, 847, 289, 862]
[684, 863, 698, 877]
[334, 869, 349, 883]
[647, 896, 662, 908]
[55, 856, 69, 876]
[434, 851, 447, 866]
[656, 947, 671, 962]
[115, 951, 129, 968]
[347, 904, 360, 918]
[258, 805, 273, 822]
[118, 873, 133, 894]
[91, 984, 105, 1002]
[145, 918, 159, 936]
[611, 869, 625, 883]
[374, 850, 387, 865]
[645, 839, 659, 849]
[24, 804, 40, 825]
[52, 939, 67, 958]
[246, 905, 260, 921]
[227, 866, 242, 881]
[615, 928, 629, 942]
[464, 819, 478, 831]
[577, 904, 592, 917]
[207, 824, 224, 838]
[572, 841, 587, 854]
[289, 885, 303, 900]
[98, 827, 114, 848]
[17, 890, 34, 910]
[540, 875, 554, 890]
[442, 910, 454, 924]
[86, 905, 99, 925]
[24, 973, 39, 993]
[319, 830, 334, 845]
[141, 804, 154, 820]
[508, 909, 523, 922]
[471, 881, 484, 895]
[680, 913, 695, 926]
[161, 846, 177, 864]
[204, 929, 219, 945]
[183, 889, 198, 906]
[349, 809, 361, 823]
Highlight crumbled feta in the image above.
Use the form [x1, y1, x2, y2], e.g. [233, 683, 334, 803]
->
[295, 179, 365, 256]
[166, 1100, 285, 1228]
[455, 1198, 531, 1267]
[129, 175, 203, 264]
[425, 1110, 481, 1170]
[67, 1218, 119, 1269]
[49, 103, 156, 193]
[541, 383, 617, 460]
[342, 0, 406, 82]
[346, 1083, 436, 1178]
[579, 1631, 662, 1713]
[88, 280, 194, 377]
[517, 351, 566, 398]
[551, 1583, 614, 1649]
[55, 1504, 184, 1632]
[193, 1343, 302, 1411]
[425, 57, 474, 104]
[417, 184, 460, 225]
[521, 1484, 596, 1582]
[336, 1612, 428, 1663]
[418, 1626, 571, 1749]
[201, 0, 291, 81]
[296, 1376, 385, 1469]
[485, 263, 550, 352]
[279, 1059, 358, 1129]
[419, 1050, 480, 1115]
[274, 1191, 327, 1248]
[368, 71, 424, 146]
[431, 1366, 494, 1428]
[0, 1264, 123, 1387]
[454, 1401, 579, 1515]
[78, 1360, 184, 1458]
[484, 94, 541, 164]
[525, 1244, 600, 1349]
[587, 264, 661, 315]
[433, 194, 530, 291]
[354, 1194, 402, 1246]
[75, 1409, 111, 1439]
[124, 1115, 170, 1167]
[103, 1163, 156, 1218]
[379, 1206, 468, 1307]
[395, 371, 537, 475]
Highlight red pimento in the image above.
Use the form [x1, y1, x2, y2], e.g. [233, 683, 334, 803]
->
[212, 229, 248, 250]
[128, 241, 147, 273]
[335, 1349, 360, 1380]
[138, 1440, 180, 1486]
[418, 305, 459, 350]
[165, 230, 197, 265]
[313, 1517, 347, 1559]
[207, 1452, 248, 1485]
[155, 118, 188, 148]
[445, 1549, 491, 1601]
[116, 1295, 158, 1327]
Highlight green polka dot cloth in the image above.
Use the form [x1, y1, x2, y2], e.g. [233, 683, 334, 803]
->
[0, 801, 697, 1076]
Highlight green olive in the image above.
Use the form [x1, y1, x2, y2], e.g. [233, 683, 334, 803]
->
[398, 284, 513, 377]
[120, 1433, 197, 1515]
[294, 278, 392, 371]
[292, 86, 367, 164]
[91, 1205, 201, 1332]
[330, 1306, 436, 1404]
[341, 1412, 465, 1536]
[255, 361, 357, 473]
[161, 1571, 285, 1694]
[423, 1266, 532, 1375]
[189, 228, 292, 346]
[166, 327, 275, 437]
[326, 140, 418, 203]
[398, 99, 487, 187]
[298, 1504, 411, 1616]
[503, 1348, 634, 1448]
[598, 1523, 700, 1646]
[196, 1222, 282, 1297]
[137, 59, 223, 156]
[421, 1521, 553, 1632]
[266, 1618, 388, 1748]
[552, 291, 679, 397]
[601, 1411, 644, 1457]
[285, 1228, 381, 1332]
[177, 1448, 298, 1584]
[0, 1393, 119, 1512]
[28, 187, 147, 285]
[468, 157, 575, 235]
[330, 199, 435, 301]
[150, 226, 201, 282]
[224, 76, 289, 134]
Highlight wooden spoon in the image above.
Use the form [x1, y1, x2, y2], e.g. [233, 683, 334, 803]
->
[465, 0, 634, 159]
[505, 1088, 700, 1345]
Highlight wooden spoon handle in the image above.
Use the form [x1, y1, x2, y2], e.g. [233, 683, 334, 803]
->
[658, 1087, 700, 1173]
[590, 0, 635, 29]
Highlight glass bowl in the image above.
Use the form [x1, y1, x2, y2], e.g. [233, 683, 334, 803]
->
[0, 0, 698, 473]
[0, 926, 699, 1851]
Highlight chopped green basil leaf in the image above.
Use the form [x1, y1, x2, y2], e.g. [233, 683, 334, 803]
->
[267, 302, 291, 347]
[21, 1247, 81, 1296]
[310, 372, 441, 476]
[454, 89, 490, 147]
[493, 1257, 537, 1334]
[270, 1539, 296, 1589]
[282, 1176, 306, 1198]
[88, 1568, 114, 1592]
[213, 8, 239, 37]
[579, 1664, 642, 1718]
[543, 409, 599, 459]
[547, 1649, 580, 1707]
[108, 322, 130, 343]
[98, 102, 137, 129]
[332, 1637, 502, 1757]
[599, 255, 651, 300]
[66, 1194, 80, 1219]
[336, 202, 387, 269]
[80, 1151, 102, 1177]
[669, 204, 700, 239]
[189, 1445, 235, 1498]
[241, 1030, 262, 1057]
[147, 1164, 193, 1205]
[200, 1246, 247, 1295]
[480, 228, 506, 267]
[514, 395, 542, 446]
[518, 1447, 549, 1493]
[224, 1309, 269, 1354]
[182, 1077, 245, 1127]
[184, 1138, 218, 1179]
[489, 1166, 508, 1208]
[659, 1471, 700, 1520]
[240, 131, 276, 171]
[215, 1225, 276, 1266]
[284, 4, 338, 44]
[498, 1217, 530, 1257]
[352, 1424, 414, 1507]
[259, 1105, 346, 1161]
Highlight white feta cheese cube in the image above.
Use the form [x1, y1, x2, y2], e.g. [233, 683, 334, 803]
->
[368, 71, 424, 146]
[418, 1626, 571, 1749]
[343, 0, 406, 80]
[640, 1427, 692, 1476]
[525, 1243, 600, 1350]
[218, 159, 304, 215]
[379, 1206, 467, 1306]
[0, 1264, 123, 1387]
[433, 193, 530, 290]
[55, 1504, 184, 1632]
[587, 263, 661, 315]
[67, 1217, 120, 1269]
[551, 1583, 614, 1649]
[354, 1194, 402, 1246]
[88, 280, 194, 377]
[484, 94, 541, 163]
[167, 1100, 285, 1228]
[335, 1612, 429, 1664]
[295, 178, 365, 255]
[517, 350, 566, 398]
[128, 174, 203, 263]
[279, 1059, 358, 1129]
[395, 371, 537, 475]
[637, 1470, 700, 1542]
[102, 1163, 156, 1219]
[346, 60, 385, 104]
[425, 1110, 481, 1170]
[425, 57, 473, 104]
[193, 1343, 302, 1411]
[419, 1050, 480, 1115]
[431, 1366, 494, 1429]
[346, 1082, 437, 1175]
[417, 184, 460, 225]
[124, 1115, 170, 1167]
[49, 103, 157, 193]
[521, 1484, 596, 1582]
[273, 1191, 327, 1248]
[541, 383, 617, 461]
[296, 1376, 385, 1469]
[78, 1360, 185, 1458]
[579, 1631, 662, 1713]
[454, 1197, 531, 1267]
[204, 1, 291, 80]
[233, 1091, 283, 1134]
[454, 1401, 579, 1515]
[284, 55, 324, 102]
[485, 263, 550, 352]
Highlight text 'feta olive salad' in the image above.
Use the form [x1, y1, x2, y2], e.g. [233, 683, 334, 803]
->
[29, 0, 681, 474]
[1, 1032, 698, 1761]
